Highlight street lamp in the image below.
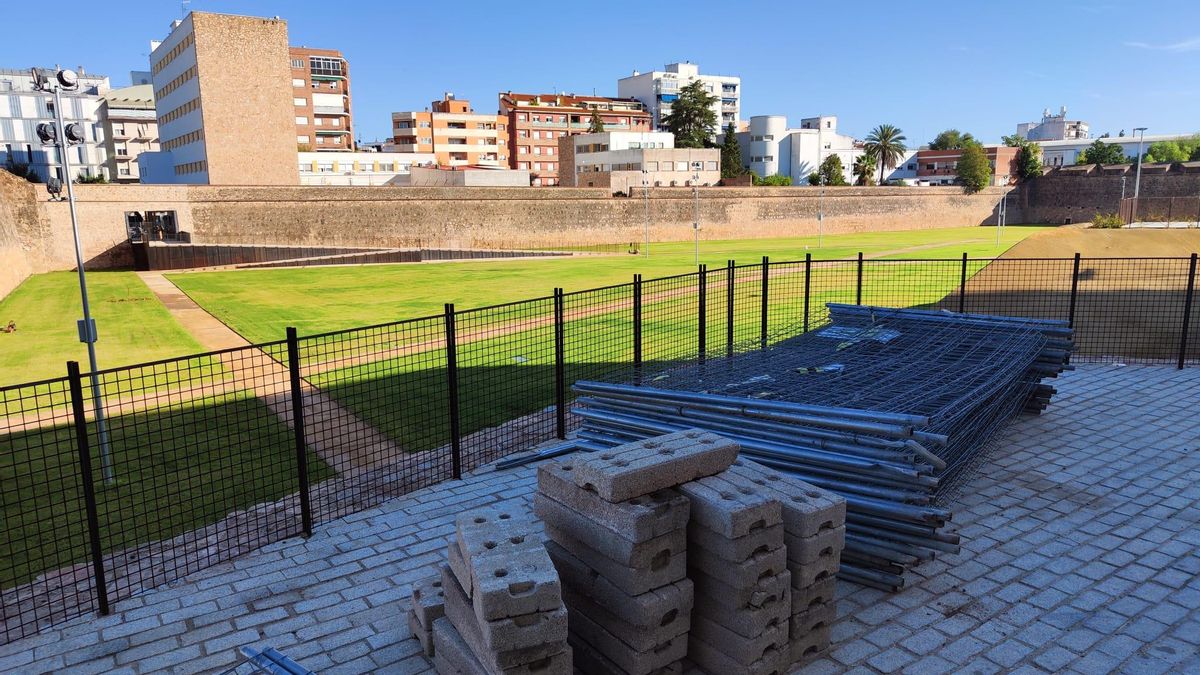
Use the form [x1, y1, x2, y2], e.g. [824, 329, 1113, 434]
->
[691, 173, 701, 265]
[641, 169, 650, 257]
[1132, 127, 1148, 224]
[817, 146, 826, 249]
[32, 67, 114, 484]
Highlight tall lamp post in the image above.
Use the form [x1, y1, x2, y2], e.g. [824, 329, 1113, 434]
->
[1132, 127, 1148, 223]
[32, 67, 114, 484]
[691, 173, 700, 265]
[641, 170, 650, 256]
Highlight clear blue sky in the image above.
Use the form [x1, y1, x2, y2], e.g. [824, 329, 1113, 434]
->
[3, 0, 1198, 146]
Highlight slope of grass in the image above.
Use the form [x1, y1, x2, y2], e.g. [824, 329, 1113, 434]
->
[171, 226, 1050, 344]
[0, 272, 203, 385]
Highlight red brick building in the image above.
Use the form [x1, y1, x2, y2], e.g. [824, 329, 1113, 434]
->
[290, 46, 352, 151]
[498, 92, 651, 186]
[916, 145, 1019, 186]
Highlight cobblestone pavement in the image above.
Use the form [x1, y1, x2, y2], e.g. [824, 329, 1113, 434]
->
[1, 364, 1197, 674]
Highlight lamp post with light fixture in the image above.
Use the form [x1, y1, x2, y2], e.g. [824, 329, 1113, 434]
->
[1132, 127, 1147, 223]
[692, 174, 701, 265]
[32, 67, 114, 484]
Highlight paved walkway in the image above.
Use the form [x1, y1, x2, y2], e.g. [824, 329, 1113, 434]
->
[1, 364, 1197, 674]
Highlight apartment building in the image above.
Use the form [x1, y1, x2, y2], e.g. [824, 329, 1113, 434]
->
[498, 92, 651, 186]
[1017, 106, 1089, 142]
[559, 131, 719, 193]
[0, 67, 110, 181]
[916, 146, 1019, 186]
[618, 62, 740, 133]
[142, 12, 298, 185]
[290, 47, 352, 151]
[391, 94, 505, 167]
[297, 150, 434, 185]
[731, 115, 860, 185]
[98, 84, 158, 183]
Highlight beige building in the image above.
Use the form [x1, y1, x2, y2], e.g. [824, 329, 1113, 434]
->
[143, 11, 299, 185]
[392, 94, 506, 167]
[98, 84, 158, 183]
[559, 131, 720, 194]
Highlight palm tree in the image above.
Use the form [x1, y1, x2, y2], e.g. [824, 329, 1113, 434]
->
[864, 124, 908, 185]
[853, 151, 877, 186]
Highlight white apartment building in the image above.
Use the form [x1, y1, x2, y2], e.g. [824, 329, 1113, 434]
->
[99, 83, 159, 183]
[1017, 106, 1089, 142]
[297, 151, 435, 185]
[732, 115, 860, 184]
[1037, 133, 1195, 168]
[618, 62, 740, 133]
[559, 131, 720, 193]
[0, 67, 111, 182]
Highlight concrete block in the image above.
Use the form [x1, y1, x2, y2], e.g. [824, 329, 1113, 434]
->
[547, 540, 694, 628]
[469, 544, 562, 623]
[448, 539, 474, 598]
[790, 575, 837, 615]
[690, 567, 790, 613]
[440, 566, 568, 661]
[534, 493, 686, 568]
[687, 520, 783, 563]
[567, 601, 689, 675]
[690, 613, 788, 668]
[537, 460, 690, 542]
[788, 623, 832, 666]
[692, 581, 789, 639]
[412, 573, 446, 631]
[788, 549, 841, 589]
[568, 634, 682, 675]
[688, 541, 786, 590]
[727, 460, 845, 537]
[790, 598, 837, 638]
[408, 608, 433, 658]
[455, 507, 541, 565]
[544, 530, 685, 596]
[677, 472, 781, 539]
[560, 584, 689, 653]
[784, 525, 845, 566]
[569, 430, 738, 502]
[433, 616, 572, 675]
[688, 634, 787, 675]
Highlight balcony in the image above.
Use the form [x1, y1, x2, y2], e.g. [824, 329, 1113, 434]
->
[315, 129, 350, 135]
[314, 106, 349, 115]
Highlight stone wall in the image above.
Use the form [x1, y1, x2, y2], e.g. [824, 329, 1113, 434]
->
[0, 172, 39, 298]
[1020, 172, 1200, 224]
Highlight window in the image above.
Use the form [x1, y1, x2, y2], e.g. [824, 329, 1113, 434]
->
[518, 130, 528, 138]
[706, 161, 718, 171]
[533, 131, 541, 140]
[646, 161, 658, 171]
[534, 146, 541, 155]
[418, 121, 431, 128]
[518, 114, 527, 121]
[291, 58, 304, 68]
[534, 162, 541, 170]
[676, 161, 687, 171]
[297, 135, 309, 143]
[292, 78, 304, 87]
[907, 163, 915, 171]
[519, 146, 529, 154]
[518, 162, 529, 169]
[295, 116, 308, 125]
[309, 56, 343, 78]
[294, 97, 306, 106]
[314, 118, 324, 126]
[545, 147, 554, 156]
[119, 167, 131, 176]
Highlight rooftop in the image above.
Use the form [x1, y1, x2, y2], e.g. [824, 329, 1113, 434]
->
[2, 363, 1196, 673]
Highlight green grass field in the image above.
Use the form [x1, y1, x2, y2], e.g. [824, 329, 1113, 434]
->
[0, 272, 204, 385]
[171, 226, 1049, 344]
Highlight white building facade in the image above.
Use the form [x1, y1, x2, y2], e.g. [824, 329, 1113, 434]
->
[732, 115, 860, 184]
[1017, 107, 1089, 142]
[297, 151, 435, 185]
[1037, 133, 1195, 168]
[0, 67, 111, 182]
[617, 62, 740, 134]
[560, 131, 719, 193]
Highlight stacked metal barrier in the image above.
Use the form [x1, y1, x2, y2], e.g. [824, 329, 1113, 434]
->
[561, 305, 1073, 591]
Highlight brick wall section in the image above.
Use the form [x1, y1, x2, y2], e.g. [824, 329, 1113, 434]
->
[1021, 173, 1200, 224]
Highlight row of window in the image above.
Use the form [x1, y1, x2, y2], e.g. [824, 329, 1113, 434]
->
[152, 33, 195, 75]
[154, 65, 197, 101]
[163, 128, 203, 151]
[751, 156, 775, 162]
[516, 161, 557, 172]
[295, 116, 343, 128]
[296, 135, 348, 146]
[579, 161, 717, 172]
[750, 135, 775, 142]
[396, 137, 503, 146]
[517, 146, 555, 156]
[293, 78, 341, 91]
[299, 162, 412, 173]
[174, 159, 206, 175]
[158, 97, 200, 126]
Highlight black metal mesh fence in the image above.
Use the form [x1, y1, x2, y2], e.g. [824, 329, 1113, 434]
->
[0, 254, 1196, 643]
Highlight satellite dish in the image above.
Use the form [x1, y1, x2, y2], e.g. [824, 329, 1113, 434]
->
[46, 177, 63, 199]
[57, 69, 78, 88]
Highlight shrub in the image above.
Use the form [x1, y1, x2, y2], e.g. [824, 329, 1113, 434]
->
[753, 173, 792, 187]
[1090, 213, 1124, 229]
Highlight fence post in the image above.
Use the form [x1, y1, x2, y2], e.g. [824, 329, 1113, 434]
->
[444, 303, 462, 479]
[553, 288, 566, 439]
[803, 253, 812, 333]
[633, 274, 643, 379]
[285, 328, 313, 537]
[958, 252, 968, 313]
[1178, 253, 1197, 369]
[1068, 253, 1081, 328]
[726, 260, 735, 359]
[760, 256, 769, 349]
[67, 360, 109, 616]
[698, 264, 707, 362]
[856, 252, 864, 306]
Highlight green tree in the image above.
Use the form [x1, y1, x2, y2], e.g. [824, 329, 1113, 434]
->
[1144, 135, 1200, 163]
[864, 124, 907, 185]
[1191, 145, 1200, 161]
[928, 129, 975, 151]
[753, 173, 792, 186]
[661, 80, 719, 148]
[1002, 134, 1043, 181]
[813, 154, 848, 186]
[719, 123, 744, 179]
[1077, 139, 1127, 165]
[852, 151, 877, 186]
[587, 110, 606, 134]
[956, 142, 991, 193]
[3, 160, 41, 183]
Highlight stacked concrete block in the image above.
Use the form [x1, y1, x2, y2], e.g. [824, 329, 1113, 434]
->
[679, 471, 790, 675]
[727, 459, 847, 667]
[536, 430, 737, 675]
[409, 574, 446, 657]
[434, 506, 571, 675]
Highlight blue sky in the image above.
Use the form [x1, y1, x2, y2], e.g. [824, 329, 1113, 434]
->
[2, 0, 1198, 146]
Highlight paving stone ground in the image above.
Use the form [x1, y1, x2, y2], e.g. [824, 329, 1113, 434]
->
[1, 364, 1197, 674]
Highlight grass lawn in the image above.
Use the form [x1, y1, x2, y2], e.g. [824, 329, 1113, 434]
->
[0, 394, 334, 588]
[170, 226, 1050, 344]
[0, 272, 203, 385]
